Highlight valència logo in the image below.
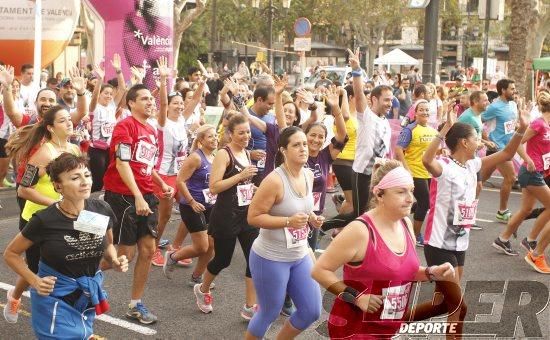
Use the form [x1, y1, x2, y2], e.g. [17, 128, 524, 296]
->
[133, 30, 172, 46]
[398, 322, 458, 335]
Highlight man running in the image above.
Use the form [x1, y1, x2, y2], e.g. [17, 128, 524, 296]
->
[103, 84, 173, 324]
[481, 79, 518, 222]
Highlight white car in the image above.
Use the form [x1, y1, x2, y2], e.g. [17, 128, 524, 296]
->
[304, 66, 368, 87]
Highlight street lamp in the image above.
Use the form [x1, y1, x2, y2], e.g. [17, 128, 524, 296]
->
[251, 0, 292, 70]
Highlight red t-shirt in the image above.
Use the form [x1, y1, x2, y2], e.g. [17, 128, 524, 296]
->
[103, 116, 158, 195]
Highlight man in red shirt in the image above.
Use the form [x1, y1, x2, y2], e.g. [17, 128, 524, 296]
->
[103, 84, 173, 324]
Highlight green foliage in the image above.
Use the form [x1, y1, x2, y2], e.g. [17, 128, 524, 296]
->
[177, 13, 209, 76]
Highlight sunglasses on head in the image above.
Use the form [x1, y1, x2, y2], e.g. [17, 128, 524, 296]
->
[168, 91, 182, 97]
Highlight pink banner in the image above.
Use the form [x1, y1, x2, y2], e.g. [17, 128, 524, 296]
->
[85, 0, 173, 90]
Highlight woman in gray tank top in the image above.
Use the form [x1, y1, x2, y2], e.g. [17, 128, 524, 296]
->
[245, 127, 324, 340]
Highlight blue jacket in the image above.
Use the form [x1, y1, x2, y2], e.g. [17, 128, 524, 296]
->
[31, 261, 109, 340]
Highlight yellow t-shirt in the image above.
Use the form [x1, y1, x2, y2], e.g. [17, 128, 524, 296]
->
[398, 123, 438, 179]
[21, 142, 81, 221]
[333, 116, 357, 161]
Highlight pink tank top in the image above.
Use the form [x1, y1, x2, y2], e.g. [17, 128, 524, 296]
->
[328, 214, 420, 339]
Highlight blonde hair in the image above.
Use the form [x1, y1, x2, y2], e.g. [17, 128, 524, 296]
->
[368, 159, 405, 209]
[537, 91, 550, 113]
[190, 124, 216, 153]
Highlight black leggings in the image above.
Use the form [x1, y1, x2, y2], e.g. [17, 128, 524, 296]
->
[88, 147, 110, 192]
[322, 171, 371, 231]
[413, 178, 431, 222]
[207, 228, 258, 278]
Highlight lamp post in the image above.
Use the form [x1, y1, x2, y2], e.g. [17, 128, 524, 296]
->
[252, 0, 292, 70]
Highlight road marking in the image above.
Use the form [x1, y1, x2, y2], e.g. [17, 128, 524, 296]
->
[483, 188, 521, 195]
[0, 282, 157, 336]
[476, 218, 495, 223]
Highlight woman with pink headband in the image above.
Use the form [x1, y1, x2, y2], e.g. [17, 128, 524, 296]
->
[404, 107, 529, 338]
[312, 159, 454, 339]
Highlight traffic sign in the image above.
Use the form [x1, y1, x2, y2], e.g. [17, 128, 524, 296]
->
[294, 37, 311, 52]
[294, 17, 311, 37]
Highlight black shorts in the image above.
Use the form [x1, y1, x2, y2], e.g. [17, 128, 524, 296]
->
[0, 138, 7, 158]
[19, 217, 39, 273]
[424, 244, 466, 267]
[179, 203, 212, 233]
[333, 162, 353, 191]
[104, 191, 159, 246]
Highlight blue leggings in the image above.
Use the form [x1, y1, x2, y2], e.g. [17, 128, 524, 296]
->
[247, 250, 321, 337]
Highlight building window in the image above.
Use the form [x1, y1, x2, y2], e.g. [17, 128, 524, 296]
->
[466, 0, 479, 13]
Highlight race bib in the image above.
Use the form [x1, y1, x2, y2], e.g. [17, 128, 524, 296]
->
[202, 188, 217, 205]
[380, 283, 412, 320]
[504, 120, 516, 135]
[100, 122, 115, 138]
[73, 210, 110, 236]
[313, 192, 322, 211]
[134, 140, 157, 167]
[284, 226, 309, 249]
[237, 183, 254, 206]
[543, 152, 550, 171]
[453, 199, 479, 226]
[257, 156, 266, 169]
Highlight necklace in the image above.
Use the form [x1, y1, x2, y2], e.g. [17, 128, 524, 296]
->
[57, 202, 79, 218]
[284, 163, 306, 198]
[449, 156, 467, 169]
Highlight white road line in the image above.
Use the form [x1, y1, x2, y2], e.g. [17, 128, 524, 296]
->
[482, 188, 521, 195]
[0, 282, 156, 336]
[476, 218, 495, 223]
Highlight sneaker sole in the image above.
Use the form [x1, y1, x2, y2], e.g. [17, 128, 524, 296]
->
[524, 255, 550, 274]
[196, 301, 213, 314]
[240, 312, 253, 321]
[151, 261, 164, 267]
[3, 309, 18, 324]
[125, 313, 157, 325]
[491, 242, 518, 256]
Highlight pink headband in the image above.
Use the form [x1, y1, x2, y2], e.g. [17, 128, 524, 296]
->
[372, 167, 414, 195]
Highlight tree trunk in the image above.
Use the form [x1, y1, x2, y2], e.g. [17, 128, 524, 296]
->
[173, 0, 207, 67]
[508, 0, 536, 96]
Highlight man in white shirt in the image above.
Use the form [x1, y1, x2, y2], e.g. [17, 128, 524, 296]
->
[18, 64, 39, 109]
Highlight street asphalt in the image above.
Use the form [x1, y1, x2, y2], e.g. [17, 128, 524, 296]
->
[0, 177, 549, 339]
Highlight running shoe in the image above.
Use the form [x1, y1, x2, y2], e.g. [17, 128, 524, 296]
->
[151, 249, 165, 267]
[240, 304, 258, 321]
[2, 178, 15, 188]
[3, 289, 20, 323]
[470, 224, 483, 230]
[126, 303, 158, 324]
[496, 210, 511, 223]
[177, 258, 193, 267]
[331, 193, 344, 211]
[525, 252, 550, 274]
[158, 239, 170, 249]
[415, 234, 424, 247]
[163, 251, 177, 279]
[492, 237, 519, 256]
[193, 284, 213, 313]
[188, 274, 216, 289]
[521, 238, 538, 252]
[280, 296, 296, 317]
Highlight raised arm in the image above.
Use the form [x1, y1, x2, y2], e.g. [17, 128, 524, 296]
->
[274, 75, 288, 129]
[68, 66, 88, 126]
[89, 64, 104, 113]
[0, 65, 24, 126]
[111, 53, 127, 107]
[156, 56, 170, 128]
[423, 110, 455, 177]
[325, 86, 347, 160]
[347, 48, 367, 114]
[182, 80, 205, 119]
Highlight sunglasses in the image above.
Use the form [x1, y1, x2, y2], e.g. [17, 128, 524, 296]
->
[168, 91, 182, 98]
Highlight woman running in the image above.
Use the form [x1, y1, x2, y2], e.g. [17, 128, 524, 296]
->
[88, 64, 119, 192]
[407, 107, 529, 338]
[311, 160, 454, 339]
[4, 153, 128, 339]
[3, 105, 81, 323]
[245, 127, 324, 339]
[193, 114, 259, 320]
[163, 125, 217, 285]
[395, 99, 439, 246]
[493, 91, 550, 273]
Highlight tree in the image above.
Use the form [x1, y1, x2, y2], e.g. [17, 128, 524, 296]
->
[508, 0, 550, 97]
[173, 0, 208, 66]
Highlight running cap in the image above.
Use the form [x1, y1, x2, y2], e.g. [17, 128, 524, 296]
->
[372, 166, 414, 195]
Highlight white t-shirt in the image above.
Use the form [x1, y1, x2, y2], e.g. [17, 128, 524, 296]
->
[425, 157, 482, 252]
[91, 102, 117, 149]
[428, 98, 442, 127]
[156, 117, 188, 176]
[352, 108, 392, 175]
[0, 99, 24, 139]
[19, 83, 39, 109]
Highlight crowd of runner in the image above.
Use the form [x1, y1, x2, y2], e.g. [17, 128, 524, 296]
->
[0, 47, 549, 339]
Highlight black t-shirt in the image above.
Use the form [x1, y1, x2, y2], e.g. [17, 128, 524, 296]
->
[22, 199, 116, 278]
[205, 79, 223, 106]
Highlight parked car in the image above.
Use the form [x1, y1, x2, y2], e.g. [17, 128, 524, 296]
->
[305, 66, 368, 87]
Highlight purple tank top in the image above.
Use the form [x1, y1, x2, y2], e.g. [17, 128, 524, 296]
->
[182, 150, 212, 206]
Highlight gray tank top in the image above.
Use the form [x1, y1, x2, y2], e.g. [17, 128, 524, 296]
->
[252, 167, 314, 262]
